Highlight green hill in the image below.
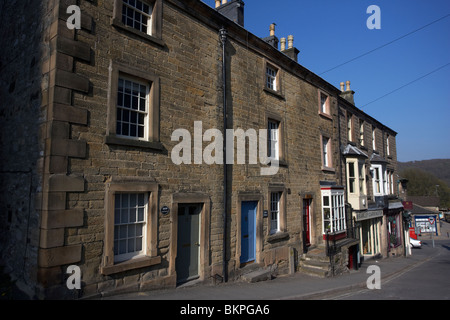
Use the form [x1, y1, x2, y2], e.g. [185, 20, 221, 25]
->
[398, 159, 450, 209]
[398, 159, 450, 187]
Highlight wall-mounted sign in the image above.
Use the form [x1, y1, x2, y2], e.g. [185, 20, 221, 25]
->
[355, 210, 383, 221]
[263, 210, 268, 218]
[161, 206, 170, 215]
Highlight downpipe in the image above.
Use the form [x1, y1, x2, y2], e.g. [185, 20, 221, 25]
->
[219, 27, 228, 283]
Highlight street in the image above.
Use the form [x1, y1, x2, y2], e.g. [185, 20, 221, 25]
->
[331, 239, 450, 300]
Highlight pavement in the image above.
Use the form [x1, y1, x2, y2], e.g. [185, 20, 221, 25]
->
[102, 221, 450, 301]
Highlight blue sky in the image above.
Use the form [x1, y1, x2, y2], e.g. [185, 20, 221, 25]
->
[204, 0, 450, 162]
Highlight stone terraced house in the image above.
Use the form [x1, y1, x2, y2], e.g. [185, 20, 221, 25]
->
[0, 0, 406, 299]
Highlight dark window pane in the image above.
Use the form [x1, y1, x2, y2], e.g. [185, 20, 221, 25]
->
[123, 109, 129, 122]
[139, 98, 146, 111]
[117, 92, 123, 106]
[130, 124, 137, 137]
[130, 111, 137, 124]
[132, 96, 138, 109]
[138, 113, 145, 125]
[122, 123, 129, 136]
[138, 125, 144, 138]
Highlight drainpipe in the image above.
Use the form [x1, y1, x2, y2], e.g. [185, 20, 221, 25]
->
[219, 27, 228, 283]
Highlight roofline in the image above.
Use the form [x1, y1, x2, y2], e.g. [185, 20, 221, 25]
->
[171, 0, 398, 135]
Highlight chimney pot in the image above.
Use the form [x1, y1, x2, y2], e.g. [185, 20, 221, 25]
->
[340, 82, 345, 92]
[280, 37, 286, 51]
[222, 0, 227, 4]
[215, 0, 221, 8]
[270, 23, 276, 37]
[287, 35, 294, 49]
[346, 80, 351, 92]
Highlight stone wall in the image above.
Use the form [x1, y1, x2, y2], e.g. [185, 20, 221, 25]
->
[0, 0, 47, 298]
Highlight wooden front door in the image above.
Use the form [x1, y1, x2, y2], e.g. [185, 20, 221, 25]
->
[240, 201, 257, 264]
[303, 199, 311, 247]
[176, 204, 202, 284]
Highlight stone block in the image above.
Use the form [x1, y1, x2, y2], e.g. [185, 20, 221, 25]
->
[49, 174, 85, 192]
[40, 228, 65, 248]
[50, 138, 87, 158]
[55, 69, 90, 93]
[57, 37, 91, 62]
[53, 103, 88, 125]
[38, 244, 82, 268]
[41, 209, 84, 229]
[37, 266, 62, 288]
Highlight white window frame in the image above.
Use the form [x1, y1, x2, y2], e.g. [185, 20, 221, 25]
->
[268, 119, 280, 161]
[387, 170, 394, 195]
[359, 161, 366, 194]
[359, 120, 365, 147]
[371, 164, 386, 196]
[321, 136, 332, 168]
[270, 192, 281, 234]
[266, 66, 277, 91]
[347, 113, 353, 142]
[348, 161, 356, 194]
[116, 76, 149, 141]
[320, 93, 329, 115]
[372, 127, 376, 151]
[114, 192, 148, 262]
[121, 0, 154, 35]
[321, 188, 346, 235]
[386, 135, 390, 156]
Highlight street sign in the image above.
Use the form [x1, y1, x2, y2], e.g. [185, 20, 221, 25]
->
[429, 217, 435, 225]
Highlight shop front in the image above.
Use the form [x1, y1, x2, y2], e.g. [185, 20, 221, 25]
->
[355, 209, 383, 260]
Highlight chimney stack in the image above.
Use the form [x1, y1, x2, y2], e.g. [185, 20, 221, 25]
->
[282, 35, 300, 62]
[216, 0, 245, 27]
[263, 23, 279, 49]
[340, 80, 355, 105]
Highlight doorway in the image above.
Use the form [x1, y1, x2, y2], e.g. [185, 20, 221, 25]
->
[303, 199, 312, 247]
[240, 201, 257, 265]
[176, 203, 202, 284]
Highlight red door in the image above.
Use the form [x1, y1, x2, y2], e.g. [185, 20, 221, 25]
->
[303, 199, 311, 247]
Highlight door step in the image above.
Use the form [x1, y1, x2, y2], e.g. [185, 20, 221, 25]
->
[237, 263, 274, 283]
[241, 268, 272, 283]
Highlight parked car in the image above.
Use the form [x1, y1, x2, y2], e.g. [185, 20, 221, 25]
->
[410, 238, 422, 248]
[409, 227, 421, 240]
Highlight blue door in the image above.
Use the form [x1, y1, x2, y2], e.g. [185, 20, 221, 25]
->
[241, 201, 257, 264]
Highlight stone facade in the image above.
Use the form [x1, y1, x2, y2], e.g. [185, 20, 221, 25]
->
[0, 0, 405, 299]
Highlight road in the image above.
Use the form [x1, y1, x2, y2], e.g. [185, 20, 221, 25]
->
[330, 239, 450, 300]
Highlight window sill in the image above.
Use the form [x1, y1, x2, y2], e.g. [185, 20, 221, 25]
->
[321, 166, 335, 173]
[101, 255, 161, 276]
[267, 231, 289, 243]
[319, 111, 333, 120]
[268, 159, 288, 168]
[105, 135, 164, 151]
[111, 18, 165, 48]
[263, 87, 285, 100]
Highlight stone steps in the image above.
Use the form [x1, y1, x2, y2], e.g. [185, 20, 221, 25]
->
[299, 245, 331, 278]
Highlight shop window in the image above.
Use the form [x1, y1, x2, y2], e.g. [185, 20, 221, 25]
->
[321, 187, 346, 235]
